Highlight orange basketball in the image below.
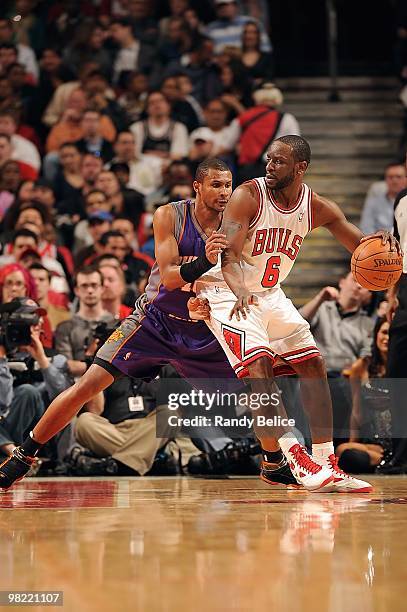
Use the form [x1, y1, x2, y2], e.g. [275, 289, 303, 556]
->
[351, 238, 403, 291]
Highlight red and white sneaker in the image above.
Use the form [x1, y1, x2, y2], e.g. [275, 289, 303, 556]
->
[285, 444, 334, 492]
[325, 454, 373, 493]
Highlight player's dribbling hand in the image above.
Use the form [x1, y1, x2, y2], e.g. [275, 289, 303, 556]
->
[360, 230, 403, 255]
[229, 292, 258, 321]
[187, 297, 211, 320]
[205, 231, 229, 265]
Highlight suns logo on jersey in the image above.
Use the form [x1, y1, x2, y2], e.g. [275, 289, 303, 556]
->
[106, 328, 125, 343]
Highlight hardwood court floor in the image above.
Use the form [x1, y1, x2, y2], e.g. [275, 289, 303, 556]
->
[1, 476, 407, 612]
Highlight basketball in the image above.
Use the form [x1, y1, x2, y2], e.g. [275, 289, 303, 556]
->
[351, 238, 403, 291]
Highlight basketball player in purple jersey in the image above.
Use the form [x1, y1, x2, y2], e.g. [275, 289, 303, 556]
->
[0, 158, 236, 489]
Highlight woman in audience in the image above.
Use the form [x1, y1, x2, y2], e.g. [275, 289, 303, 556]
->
[336, 316, 391, 473]
[240, 21, 274, 85]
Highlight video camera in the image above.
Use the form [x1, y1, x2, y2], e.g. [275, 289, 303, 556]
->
[0, 298, 46, 350]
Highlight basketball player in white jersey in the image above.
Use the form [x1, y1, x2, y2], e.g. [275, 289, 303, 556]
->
[194, 135, 399, 492]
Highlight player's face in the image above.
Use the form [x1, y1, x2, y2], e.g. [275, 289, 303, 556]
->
[265, 142, 297, 190]
[196, 170, 232, 212]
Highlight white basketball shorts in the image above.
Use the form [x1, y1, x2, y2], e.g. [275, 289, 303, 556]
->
[199, 285, 320, 378]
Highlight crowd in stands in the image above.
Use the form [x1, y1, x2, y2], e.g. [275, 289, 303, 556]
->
[0, 0, 405, 478]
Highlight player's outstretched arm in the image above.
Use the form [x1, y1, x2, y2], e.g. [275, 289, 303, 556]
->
[313, 193, 401, 253]
[221, 183, 258, 320]
[153, 205, 227, 290]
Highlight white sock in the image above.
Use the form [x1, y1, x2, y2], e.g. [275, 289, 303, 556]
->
[278, 432, 300, 458]
[312, 442, 334, 463]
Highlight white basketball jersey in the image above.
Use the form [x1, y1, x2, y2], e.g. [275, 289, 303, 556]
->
[197, 178, 313, 294]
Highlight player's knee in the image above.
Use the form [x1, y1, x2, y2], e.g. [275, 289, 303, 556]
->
[294, 354, 326, 375]
[72, 364, 113, 402]
[245, 356, 275, 379]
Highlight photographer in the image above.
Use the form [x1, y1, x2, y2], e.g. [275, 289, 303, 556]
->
[0, 298, 73, 464]
[54, 266, 115, 378]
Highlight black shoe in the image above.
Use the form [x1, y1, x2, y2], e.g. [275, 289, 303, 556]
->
[73, 455, 119, 476]
[260, 459, 302, 488]
[0, 447, 36, 489]
[188, 439, 262, 476]
[375, 459, 406, 475]
[147, 450, 180, 476]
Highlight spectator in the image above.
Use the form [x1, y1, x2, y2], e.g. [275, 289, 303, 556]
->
[217, 60, 251, 118]
[360, 163, 407, 235]
[160, 0, 190, 37]
[73, 368, 177, 476]
[336, 316, 391, 474]
[109, 17, 157, 85]
[0, 133, 37, 181]
[29, 262, 71, 331]
[42, 61, 116, 128]
[97, 229, 152, 295]
[189, 98, 235, 158]
[32, 179, 56, 213]
[117, 70, 149, 124]
[0, 76, 17, 112]
[0, 263, 53, 348]
[300, 274, 374, 445]
[0, 160, 22, 220]
[161, 75, 202, 133]
[32, 48, 75, 129]
[83, 70, 130, 133]
[128, 0, 160, 46]
[63, 23, 111, 79]
[0, 19, 39, 82]
[74, 209, 113, 259]
[227, 82, 300, 183]
[0, 227, 69, 298]
[158, 17, 193, 66]
[108, 130, 162, 197]
[95, 169, 144, 222]
[240, 20, 274, 85]
[56, 153, 104, 222]
[45, 88, 116, 153]
[0, 297, 72, 466]
[166, 36, 222, 106]
[0, 109, 40, 171]
[111, 216, 139, 251]
[130, 90, 189, 165]
[99, 261, 133, 321]
[52, 143, 83, 202]
[206, 0, 271, 54]
[74, 108, 115, 163]
[54, 266, 115, 378]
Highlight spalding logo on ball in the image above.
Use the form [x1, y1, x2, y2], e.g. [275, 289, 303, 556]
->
[351, 237, 403, 291]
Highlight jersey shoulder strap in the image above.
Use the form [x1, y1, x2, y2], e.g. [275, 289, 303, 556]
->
[169, 199, 192, 243]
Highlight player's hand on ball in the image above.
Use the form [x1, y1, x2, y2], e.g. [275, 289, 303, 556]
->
[229, 292, 258, 321]
[187, 297, 211, 320]
[360, 230, 402, 255]
[205, 231, 228, 264]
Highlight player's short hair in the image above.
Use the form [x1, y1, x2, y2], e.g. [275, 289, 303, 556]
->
[275, 135, 311, 165]
[195, 158, 231, 183]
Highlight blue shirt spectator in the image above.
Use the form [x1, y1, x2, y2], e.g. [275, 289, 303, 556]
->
[206, 0, 272, 53]
[360, 163, 407, 235]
